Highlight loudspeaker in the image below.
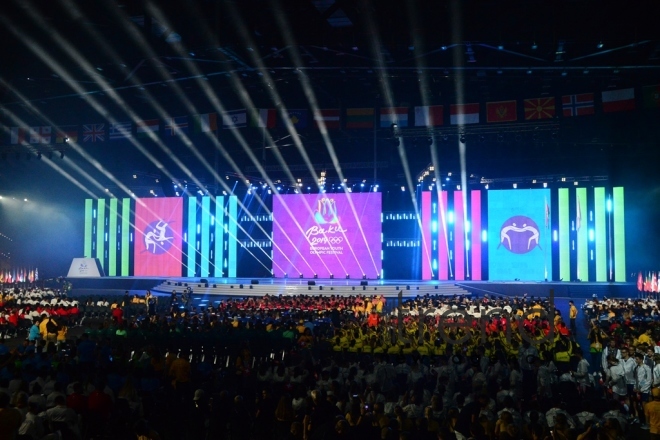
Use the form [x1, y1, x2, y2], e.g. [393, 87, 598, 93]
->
[204, 283, 209, 288]
[239, 284, 244, 289]
[213, 284, 217, 288]
[308, 281, 316, 286]
[319, 286, 323, 291]
[360, 281, 368, 286]
[249, 285, 253, 289]
[251, 279, 259, 285]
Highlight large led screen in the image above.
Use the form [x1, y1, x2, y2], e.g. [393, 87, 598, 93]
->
[134, 197, 184, 276]
[272, 193, 382, 278]
[488, 189, 552, 281]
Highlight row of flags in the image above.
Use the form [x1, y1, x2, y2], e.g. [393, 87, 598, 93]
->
[6, 85, 660, 144]
[1, 268, 39, 284]
[638, 271, 660, 293]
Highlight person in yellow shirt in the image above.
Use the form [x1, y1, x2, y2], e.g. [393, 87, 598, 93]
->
[569, 300, 578, 335]
[644, 387, 660, 436]
[638, 328, 654, 346]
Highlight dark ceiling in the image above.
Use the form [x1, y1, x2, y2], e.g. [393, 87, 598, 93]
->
[0, 0, 659, 198]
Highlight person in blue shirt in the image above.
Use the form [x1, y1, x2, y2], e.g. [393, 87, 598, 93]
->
[28, 318, 41, 342]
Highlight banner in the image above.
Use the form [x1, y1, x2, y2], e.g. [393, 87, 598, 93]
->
[488, 189, 551, 281]
[272, 193, 382, 278]
[134, 197, 184, 276]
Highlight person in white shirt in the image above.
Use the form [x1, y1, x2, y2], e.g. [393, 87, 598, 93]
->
[606, 356, 628, 399]
[652, 353, 660, 388]
[619, 348, 637, 396]
[634, 352, 653, 426]
[602, 340, 621, 372]
[573, 349, 592, 393]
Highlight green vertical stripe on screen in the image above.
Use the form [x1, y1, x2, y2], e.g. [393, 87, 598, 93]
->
[228, 196, 238, 278]
[187, 197, 197, 277]
[558, 189, 570, 281]
[96, 199, 106, 269]
[576, 188, 588, 281]
[84, 199, 93, 258]
[594, 188, 607, 281]
[201, 196, 211, 277]
[613, 187, 626, 282]
[121, 198, 130, 276]
[214, 196, 224, 277]
[108, 199, 118, 276]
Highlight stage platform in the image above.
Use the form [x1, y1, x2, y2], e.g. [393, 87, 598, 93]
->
[65, 276, 638, 300]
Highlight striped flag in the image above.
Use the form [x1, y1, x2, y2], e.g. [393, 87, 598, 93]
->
[82, 124, 105, 142]
[486, 100, 517, 123]
[221, 110, 247, 129]
[10, 127, 27, 144]
[192, 113, 218, 133]
[380, 107, 409, 128]
[562, 93, 594, 117]
[450, 103, 479, 125]
[524, 98, 556, 120]
[313, 109, 340, 129]
[346, 108, 374, 129]
[164, 116, 189, 136]
[250, 109, 276, 128]
[414, 105, 444, 127]
[602, 88, 635, 113]
[55, 126, 78, 143]
[29, 126, 52, 144]
[109, 122, 132, 140]
[135, 119, 159, 138]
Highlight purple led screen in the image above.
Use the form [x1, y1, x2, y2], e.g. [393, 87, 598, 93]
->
[272, 193, 382, 278]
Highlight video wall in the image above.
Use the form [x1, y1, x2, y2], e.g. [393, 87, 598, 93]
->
[272, 193, 382, 278]
[81, 186, 625, 281]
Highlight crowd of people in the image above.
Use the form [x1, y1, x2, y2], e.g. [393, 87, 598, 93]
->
[0, 286, 658, 439]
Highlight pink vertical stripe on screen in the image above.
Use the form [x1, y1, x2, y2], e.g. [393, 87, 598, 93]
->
[421, 191, 433, 280]
[471, 190, 482, 280]
[454, 191, 465, 280]
[438, 191, 449, 280]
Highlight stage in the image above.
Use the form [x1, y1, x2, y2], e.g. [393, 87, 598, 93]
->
[65, 276, 638, 300]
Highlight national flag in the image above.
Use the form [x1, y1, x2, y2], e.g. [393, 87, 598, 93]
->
[135, 119, 159, 138]
[285, 109, 309, 129]
[380, 107, 409, 128]
[221, 110, 247, 129]
[524, 98, 556, 120]
[55, 126, 78, 143]
[313, 109, 340, 129]
[29, 126, 52, 144]
[164, 116, 189, 136]
[346, 108, 374, 129]
[645, 272, 652, 292]
[192, 113, 218, 133]
[653, 271, 658, 293]
[642, 84, 660, 109]
[250, 109, 276, 128]
[637, 271, 643, 291]
[486, 100, 517, 123]
[82, 124, 105, 142]
[414, 105, 444, 127]
[602, 88, 635, 113]
[450, 103, 479, 125]
[109, 122, 132, 140]
[10, 127, 27, 144]
[562, 93, 594, 117]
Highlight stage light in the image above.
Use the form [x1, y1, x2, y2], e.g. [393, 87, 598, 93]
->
[441, 45, 447, 50]
[459, 134, 466, 143]
[24, 198, 28, 202]
[574, 181, 578, 186]
[497, 44, 504, 50]
[589, 229, 595, 241]
[513, 183, 517, 188]
[553, 230, 558, 242]
[284, 273, 288, 278]
[482, 230, 488, 242]
[527, 70, 532, 75]
[561, 71, 567, 76]
[362, 274, 366, 280]
[606, 199, 612, 212]
[299, 274, 303, 279]
[360, 183, 364, 187]
[531, 42, 538, 50]
[313, 274, 318, 279]
[456, 185, 461, 190]
[447, 211, 454, 224]
[485, 184, 489, 189]
[346, 274, 350, 279]
[543, 182, 548, 188]
[330, 274, 334, 279]
[597, 41, 604, 49]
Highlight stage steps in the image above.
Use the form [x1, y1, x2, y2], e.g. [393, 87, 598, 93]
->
[151, 279, 471, 298]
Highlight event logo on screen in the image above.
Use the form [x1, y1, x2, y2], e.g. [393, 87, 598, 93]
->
[498, 215, 541, 254]
[305, 198, 347, 255]
[143, 220, 174, 254]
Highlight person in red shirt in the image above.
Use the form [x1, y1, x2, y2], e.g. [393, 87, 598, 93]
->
[87, 381, 113, 435]
[66, 382, 88, 416]
[111, 306, 123, 323]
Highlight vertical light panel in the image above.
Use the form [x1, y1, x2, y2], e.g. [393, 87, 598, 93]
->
[108, 199, 118, 276]
[454, 191, 465, 280]
[576, 188, 588, 281]
[421, 191, 433, 280]
[187, 197, 197, 277]
[214, 196, 225, 277]
[558, 189, 570, 281]
[121, 198, 130, 276]
[594, 187, 607, 281]
[438, 191, 449, 280]
[471, 190, 482, 280]
[84, 199, 93, 258]
[200, 196, 211, 277]
[613, 187, 626, 282]
[228, 196, 238, 278]
[96, 199, 106, 269]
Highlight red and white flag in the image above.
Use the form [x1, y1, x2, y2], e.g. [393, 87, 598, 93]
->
[10, 127, 27, 144]
[414, 105, 444, 127]
[450, 103, 479, 125]
[314, 109, 340, 129]
[602, 88, 635, 113]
